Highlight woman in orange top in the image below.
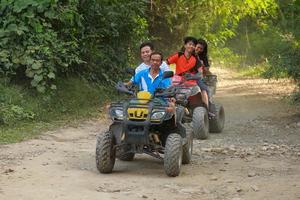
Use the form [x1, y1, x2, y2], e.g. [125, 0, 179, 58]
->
[167, 36, 212, 117]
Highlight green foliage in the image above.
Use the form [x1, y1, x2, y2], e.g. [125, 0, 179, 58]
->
[264, 0, 300, 84]
[187, 0, 300, 97]
[78, 0, 148, 83]
[265, 39, 300, 82]
[0, 79, 35, 125]
[210, 47, 242, 67]
[291, 90, 300, 103]
[147, 0, 199, 54]
[221, 0, 300, 85]
[0, 0, 148, 92]
[0, 104, 35, 125]
[0, 76, 115, 143]
[188, 0, 278, 46]
[237, 63, 268, 78]
[0, 0, 149, 143]
[0, 0, 82, 93]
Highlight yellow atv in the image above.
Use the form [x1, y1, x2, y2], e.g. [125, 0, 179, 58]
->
[95, 71, 193, 177]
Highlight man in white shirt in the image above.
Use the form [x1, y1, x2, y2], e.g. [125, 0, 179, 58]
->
[126, 42, 171, 86]
[134, 42, 171, 74]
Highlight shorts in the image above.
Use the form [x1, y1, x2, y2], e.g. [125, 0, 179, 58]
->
[197, 79, 208, 92]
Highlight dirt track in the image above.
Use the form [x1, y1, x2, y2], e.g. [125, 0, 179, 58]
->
[0, 68, 300, 200]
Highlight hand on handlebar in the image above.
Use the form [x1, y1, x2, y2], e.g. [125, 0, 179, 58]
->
[169, 97, 176, 103]
[165, 97, 176, 113]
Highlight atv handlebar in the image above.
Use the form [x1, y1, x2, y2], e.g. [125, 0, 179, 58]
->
[115, 72, 204, 98]
[154, 73, 201, 98]
[172, 73, 202, 86]
[184, 73, 202, 81]
[154, 86, 176, 98]
[116, 81, 135, 95]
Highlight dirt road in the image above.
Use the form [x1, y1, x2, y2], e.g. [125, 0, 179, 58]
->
[1, 68, 299, 200]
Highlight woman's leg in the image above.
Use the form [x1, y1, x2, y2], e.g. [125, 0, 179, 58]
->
[201, 90, 209, 110]
[197, 80, 215, 117]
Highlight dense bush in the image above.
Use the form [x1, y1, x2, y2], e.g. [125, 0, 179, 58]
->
[0, 0, 82, 92]
[0, 79, 35, 125]
[78, 0, 148, 84]
[0, 0, 148, 93]
[0, 104, 35, 125]
[266, 39, 300, 82]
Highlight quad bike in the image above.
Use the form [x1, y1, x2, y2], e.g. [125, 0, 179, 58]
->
[95, 71, 193, 177]
[167, 73, 225, 140]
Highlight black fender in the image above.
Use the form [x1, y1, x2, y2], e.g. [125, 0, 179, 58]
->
[109, 122, 123, 144]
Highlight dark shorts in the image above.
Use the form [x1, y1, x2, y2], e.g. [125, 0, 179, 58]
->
[197, 79, 208, 92]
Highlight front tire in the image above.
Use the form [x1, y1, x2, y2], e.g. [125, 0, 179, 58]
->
[182, 124, 193, 164]
[96, 131, 116, 173]
[164, 133, 183, 177]
[192, 107, 209, 139]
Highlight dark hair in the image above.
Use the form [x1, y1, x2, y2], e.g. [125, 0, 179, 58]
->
[140, 41, 154, 51]
[150, 51, 163, 62]
[183, 36, 197, 45]
[197, 38, 208, 56]
[197, 38, 210, 68]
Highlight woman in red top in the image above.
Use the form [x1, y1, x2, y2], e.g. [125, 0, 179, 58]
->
[167, 36, 212, 116]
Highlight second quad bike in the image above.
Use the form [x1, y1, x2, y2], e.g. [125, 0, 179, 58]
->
[96, 71, 193, 177]
[167, 73, 225, 140]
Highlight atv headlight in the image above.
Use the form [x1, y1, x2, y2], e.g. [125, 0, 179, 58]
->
[112, 108, 124, 120]
[151, 111, 165, 120]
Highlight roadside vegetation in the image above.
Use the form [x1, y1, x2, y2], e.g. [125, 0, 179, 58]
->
[1, 0, 299, 143]
[0, 77, 114, 143]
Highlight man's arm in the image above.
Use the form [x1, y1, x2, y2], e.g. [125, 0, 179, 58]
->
[129, 70, 143, 87]
[166, 53, 179, 65]
[124, 73, 138, 86]
[125, 63, 147, 86]
[124, 80, 133, 86]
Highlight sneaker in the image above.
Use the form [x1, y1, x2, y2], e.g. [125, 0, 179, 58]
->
[208, 112, 216, 119]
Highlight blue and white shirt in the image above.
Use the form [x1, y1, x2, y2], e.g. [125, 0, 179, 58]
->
[132, 68, 171, 95]
[135, 61, 170, 74]
[131, 61, 171, 82]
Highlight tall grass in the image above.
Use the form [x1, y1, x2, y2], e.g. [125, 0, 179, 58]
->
[0, 77, 115, 144]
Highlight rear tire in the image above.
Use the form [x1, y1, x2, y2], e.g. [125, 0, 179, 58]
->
[192, 107, 209, 140]
[96, 131, 116, 173]
[209, 103, 225, 133]
[164, 133, 183, 177]
[182, 125, 193, 164]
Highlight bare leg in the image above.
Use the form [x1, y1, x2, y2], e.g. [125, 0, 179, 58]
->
[202, 90, 215, 117]
[201, 90, 209, 109]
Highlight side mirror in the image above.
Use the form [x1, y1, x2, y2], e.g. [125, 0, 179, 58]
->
[125, 68, 135, 76]
[162, 71, 174, 79]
